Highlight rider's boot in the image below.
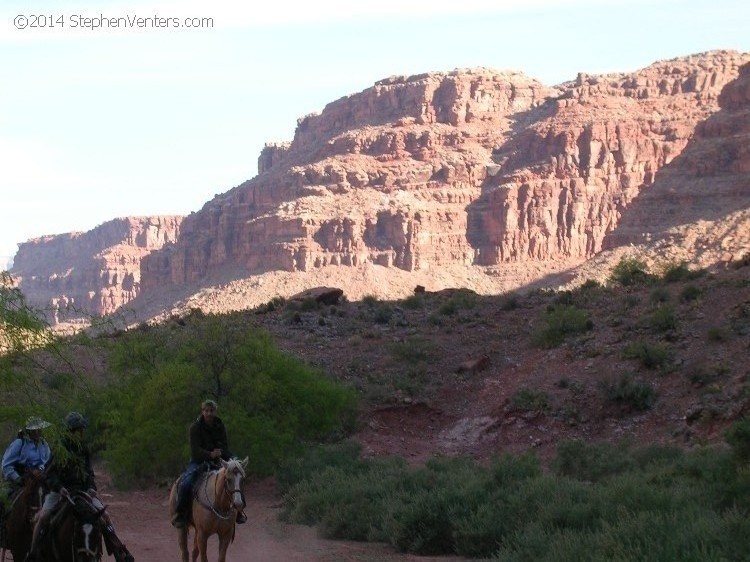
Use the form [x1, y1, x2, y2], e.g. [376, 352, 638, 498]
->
[102, 514, 135, 562]
[171, 489, 190, 528]
[25, 508, 52, 562]
[236, 509, 247, 524]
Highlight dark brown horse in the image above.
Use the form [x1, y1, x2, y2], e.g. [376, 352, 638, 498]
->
[2, 472, 47, 562]
[35, 490, 107, 562]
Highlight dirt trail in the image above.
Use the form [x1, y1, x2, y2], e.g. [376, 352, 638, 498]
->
[102, 479, 465, 562]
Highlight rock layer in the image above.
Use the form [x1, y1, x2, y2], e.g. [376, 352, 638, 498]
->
[11, 217, 182, 321]
[10, 51, 750, 320]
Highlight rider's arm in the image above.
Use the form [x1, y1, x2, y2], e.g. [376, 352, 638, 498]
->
[1, 439, 23, 482]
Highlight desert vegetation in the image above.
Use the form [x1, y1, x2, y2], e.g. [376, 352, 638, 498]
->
[2, 255, 750, 559]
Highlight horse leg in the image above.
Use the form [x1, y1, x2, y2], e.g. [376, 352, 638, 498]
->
[177, 526, 189, 562]
[217, 530, 232, 562]
[195, 529, 209, 562]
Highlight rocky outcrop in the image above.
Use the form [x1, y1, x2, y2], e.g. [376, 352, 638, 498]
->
[143, 51, 749, 295]
[11, 51, 750, 322]
[11, 217, 182, 321]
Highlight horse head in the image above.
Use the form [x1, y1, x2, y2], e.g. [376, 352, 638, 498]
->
[220, 457, 247, 511]
[68, 491, 106, 562]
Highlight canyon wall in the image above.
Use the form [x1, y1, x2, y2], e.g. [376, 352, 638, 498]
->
[142, 51, 749, 292]
[11, 217, 182, 321]
[11, 51, 750, 319]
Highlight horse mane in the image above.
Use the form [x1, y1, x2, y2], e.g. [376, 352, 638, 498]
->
[222, 457, 246, 477]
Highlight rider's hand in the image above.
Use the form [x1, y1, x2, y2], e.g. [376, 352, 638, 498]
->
[210, 448, 222, 459]
[59, 486, 70, 498]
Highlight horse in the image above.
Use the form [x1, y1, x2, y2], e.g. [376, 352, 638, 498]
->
[1, 471, 47, 562]
[36, 489, 107, 562]
[169, 457, 248, 562]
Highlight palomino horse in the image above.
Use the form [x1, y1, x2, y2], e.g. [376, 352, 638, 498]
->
[1, 472, 47, 562]
[169, 457, 248, 562]
[37, 490, 107, 562]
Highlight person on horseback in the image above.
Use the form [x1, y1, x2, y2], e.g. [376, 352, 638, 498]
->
[171, 399, 247, 528]
[1, 416, 51, 549]
[2, 416, 51, 492]
[25, 411, 135, 562]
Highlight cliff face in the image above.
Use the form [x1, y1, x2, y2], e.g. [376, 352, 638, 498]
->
[141, 51, 749, 293]
[12, 51, 750, 320]
[12, 217, 182, 321]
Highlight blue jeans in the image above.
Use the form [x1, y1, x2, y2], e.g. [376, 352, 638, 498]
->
[177, 461, 203, 507]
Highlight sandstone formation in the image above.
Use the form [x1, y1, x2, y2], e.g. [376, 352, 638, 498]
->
[10, 51, 750, 321]
[142, 51, 749, 293]
[11, 217, 182, 321]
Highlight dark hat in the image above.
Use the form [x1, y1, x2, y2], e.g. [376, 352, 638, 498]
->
[64, 411, 88, 431]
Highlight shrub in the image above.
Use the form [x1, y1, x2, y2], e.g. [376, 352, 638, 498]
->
[600, 373, 657, 412]
[649, 286, 670, 304]
[388, 336, 434, 363]
[679, 284, 702, 302]
[622, 341, 673, 371]
[402, 294, 425, 309]
[662, 262, 704, 282]
[532, 305, 592, 348]
[552, 439, 636, 482]
[725, 418, 750, 465]
[511, 388, 550, 413]
[644, 305, 677, 332]
[609, 257, 653, 286]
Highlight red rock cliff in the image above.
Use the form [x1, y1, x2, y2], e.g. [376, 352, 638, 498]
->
[12, 217, 182, 321]
[142, 51, 749, 293]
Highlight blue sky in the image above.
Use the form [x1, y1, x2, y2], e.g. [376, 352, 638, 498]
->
[1, 0, 748, 268]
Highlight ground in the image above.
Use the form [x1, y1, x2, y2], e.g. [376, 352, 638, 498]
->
[102, 475, 463, 562]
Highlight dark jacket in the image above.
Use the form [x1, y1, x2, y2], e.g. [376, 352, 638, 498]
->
[189, 415, 232, 464]
[46, 435, 96, 493]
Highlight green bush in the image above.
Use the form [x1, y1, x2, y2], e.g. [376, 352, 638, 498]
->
[552, 439, 636, 482]
[725, 418, 750, 465]
[532, 305, 593, 348]
[609, 258, 653, 287]
[622, 341, 673, 370]
[402, 294, 425, 309]
[662, 262, 705, 283]
[600, 374, 656, 412]
[101, 319, 358, 485]
[511, 388, 550, 413]
[680, 284, 702, 302]
[643, 305, 677, 332]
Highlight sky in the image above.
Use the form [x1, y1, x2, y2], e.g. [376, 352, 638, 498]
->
[1, 0, 749, 269]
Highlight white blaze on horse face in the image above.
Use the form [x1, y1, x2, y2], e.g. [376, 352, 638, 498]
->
[77, 523, 98, 558]
[231, 470, 243, 509]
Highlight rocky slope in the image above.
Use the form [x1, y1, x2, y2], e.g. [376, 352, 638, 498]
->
[9, 50, 750, 323]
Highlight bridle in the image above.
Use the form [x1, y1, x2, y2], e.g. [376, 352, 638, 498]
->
[201, 463, 245, 521]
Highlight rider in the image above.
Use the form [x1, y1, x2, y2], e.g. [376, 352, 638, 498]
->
[172, 399, 247, 528]
[25, 411, 134, 562]
[0, 416, 51, 548]
[2, 416, 52, 493]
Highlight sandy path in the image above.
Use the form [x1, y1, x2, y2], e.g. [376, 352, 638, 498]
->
[101, 479, 465, 562]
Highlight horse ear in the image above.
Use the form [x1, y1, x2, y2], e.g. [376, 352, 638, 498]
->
[241, 457, 249, 469]
[220, 458, 229, 468]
